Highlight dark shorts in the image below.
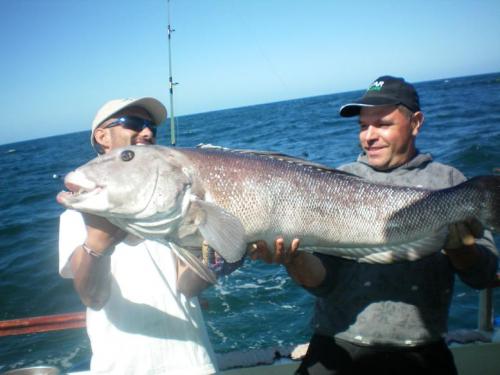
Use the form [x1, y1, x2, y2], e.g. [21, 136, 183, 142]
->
[295, 334, 458, 375]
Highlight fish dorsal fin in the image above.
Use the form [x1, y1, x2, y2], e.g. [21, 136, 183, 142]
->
[196, 143, 358, 177]
[190, 198, 246, 263]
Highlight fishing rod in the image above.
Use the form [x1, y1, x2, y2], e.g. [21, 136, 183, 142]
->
[167, 0, 178, 146]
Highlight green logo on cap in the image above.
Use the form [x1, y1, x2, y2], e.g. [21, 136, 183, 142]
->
[368, 80, 384, 91]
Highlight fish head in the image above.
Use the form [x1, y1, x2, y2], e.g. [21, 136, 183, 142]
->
[56, 145, 192, 220]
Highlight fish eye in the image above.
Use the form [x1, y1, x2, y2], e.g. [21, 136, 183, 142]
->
[120, 150, 135, 161]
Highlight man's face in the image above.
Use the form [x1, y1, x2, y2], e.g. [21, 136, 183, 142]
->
[358, 106, 421, 170]
[98, 107, 156, 153]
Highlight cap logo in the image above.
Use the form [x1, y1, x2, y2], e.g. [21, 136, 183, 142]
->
[368, 80, 384, 92]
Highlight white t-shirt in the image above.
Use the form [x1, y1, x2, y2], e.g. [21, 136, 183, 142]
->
[59, 209, 217, 375]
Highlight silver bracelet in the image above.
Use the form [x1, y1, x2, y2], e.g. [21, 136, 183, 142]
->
[82, 243, 110, 258]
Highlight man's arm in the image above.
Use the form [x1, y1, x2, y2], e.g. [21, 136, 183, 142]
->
[70, 214, 125, 310]
[176, 260, 211, 298]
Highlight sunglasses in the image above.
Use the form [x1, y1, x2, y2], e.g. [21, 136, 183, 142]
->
[105, 116, 157, 137]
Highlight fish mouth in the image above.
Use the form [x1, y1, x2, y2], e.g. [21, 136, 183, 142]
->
[56, 186, 103, 205]
[56, 171, 104, 206]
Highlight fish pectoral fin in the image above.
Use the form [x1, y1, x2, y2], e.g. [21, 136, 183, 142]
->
[169, 242, 217, 284]
[191, 200, 246, 263]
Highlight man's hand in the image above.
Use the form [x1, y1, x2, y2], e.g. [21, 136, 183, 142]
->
[443, 219, 484, 271]
[444, 219, 483, 251]
[248, 237, 326, 288]
[248, 237, 301, 265]
[248, 240, 274, 264]
[82, 213, 127, 255]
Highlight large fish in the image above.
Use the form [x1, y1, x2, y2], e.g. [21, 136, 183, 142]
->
[56, 145, 499, 283]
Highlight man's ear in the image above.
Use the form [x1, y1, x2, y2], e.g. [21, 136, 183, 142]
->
[411, 111, 424, 136]
[93, 127, 111, 152]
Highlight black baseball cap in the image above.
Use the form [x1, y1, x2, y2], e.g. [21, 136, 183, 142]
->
[339, 75, 420, 117]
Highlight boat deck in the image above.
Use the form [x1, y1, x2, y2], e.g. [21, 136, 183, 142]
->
[62, 340, 500, 375]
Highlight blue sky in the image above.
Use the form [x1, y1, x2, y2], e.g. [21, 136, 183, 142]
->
[1, 0, 499, 145]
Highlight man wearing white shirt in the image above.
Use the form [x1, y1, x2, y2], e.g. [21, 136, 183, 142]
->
[59, 97, 217, 374]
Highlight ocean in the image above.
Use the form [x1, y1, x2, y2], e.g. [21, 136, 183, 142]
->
[0, 72, 499, 372]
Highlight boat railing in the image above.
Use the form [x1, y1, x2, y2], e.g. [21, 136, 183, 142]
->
[478, 275, 500, 331]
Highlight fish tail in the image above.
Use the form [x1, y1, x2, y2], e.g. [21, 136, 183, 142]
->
[465, 175, 500, 232]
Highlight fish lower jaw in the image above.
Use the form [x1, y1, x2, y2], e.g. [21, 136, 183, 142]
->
[57, 186, 103, 205]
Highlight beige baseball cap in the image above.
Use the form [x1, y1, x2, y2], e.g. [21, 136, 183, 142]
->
[90, 97, 167, 152]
